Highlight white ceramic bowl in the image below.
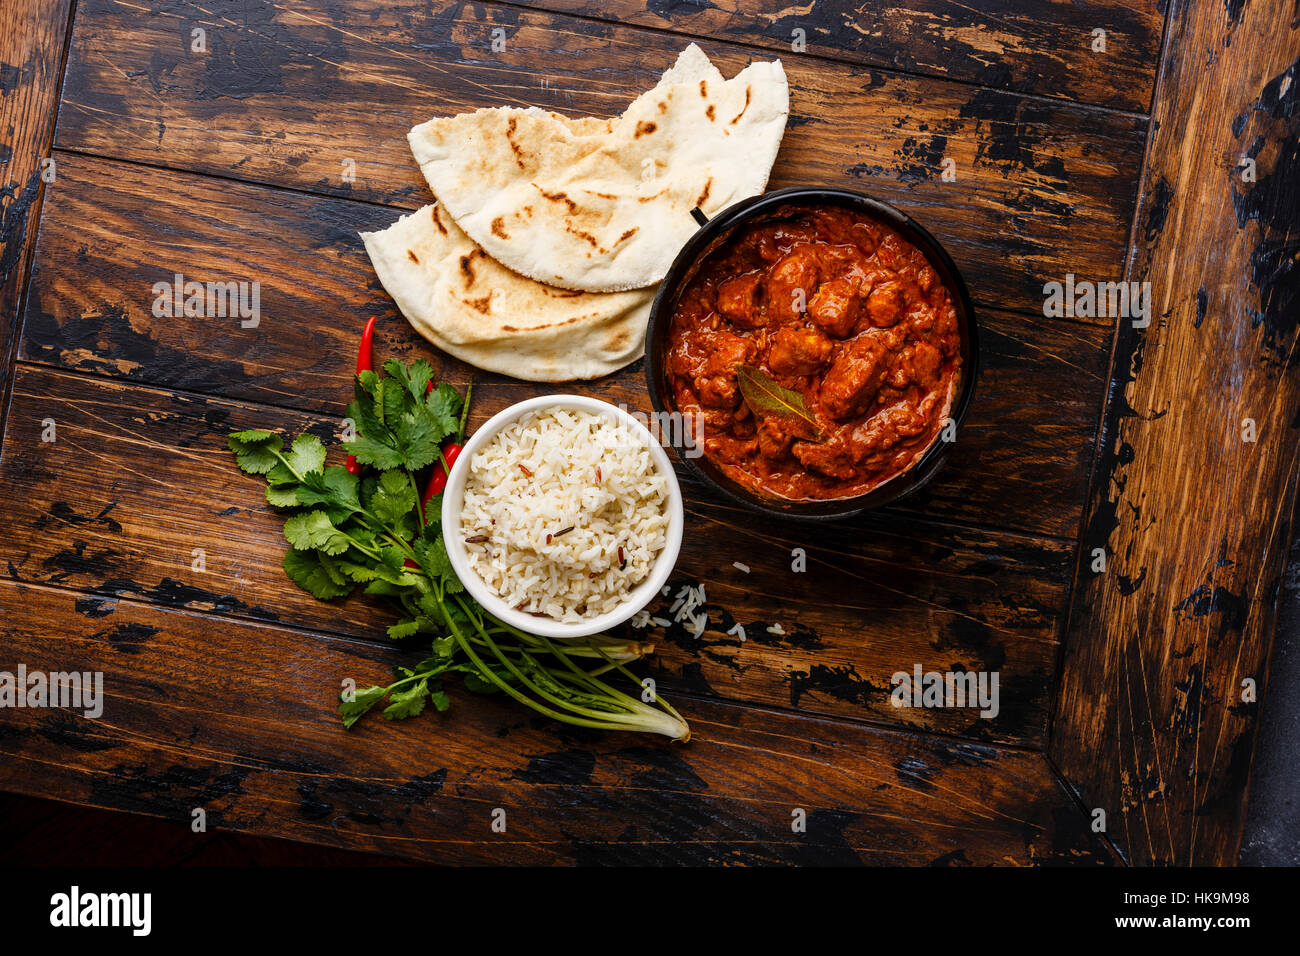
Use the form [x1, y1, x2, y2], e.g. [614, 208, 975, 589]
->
[441, 395, 684, 639]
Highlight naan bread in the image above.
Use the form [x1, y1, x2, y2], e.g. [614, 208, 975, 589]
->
[362, 204, 654, 382]
[407, 44, 788, 293]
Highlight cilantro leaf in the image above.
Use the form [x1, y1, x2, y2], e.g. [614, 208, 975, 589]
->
[425, 386, 461, 441]
[414, 534, 461, 593]
[371, 471, 417, 527]
[296, 466, 361, 514]
[284, 433, 327, 476]
[265, 484, 300, 507]
[393, 410, 443, 470]
[339, 685, 387, 729]
[283, 511, 351, 555]
[346, 433, 404, 470]
[283, 548, 354, 600]
[383, 680, 429, 720]
[228, 430, 283, 474]
[387, 618, 422, 640]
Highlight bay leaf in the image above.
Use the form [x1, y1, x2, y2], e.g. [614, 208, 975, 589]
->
[735, 364, 823, 441]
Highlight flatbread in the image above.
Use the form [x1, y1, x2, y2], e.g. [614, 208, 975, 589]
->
[407, 44, 788, 293]
[362, 204, 654, 382]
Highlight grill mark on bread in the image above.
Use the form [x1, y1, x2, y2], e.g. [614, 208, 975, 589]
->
[537, 186, 578, 213]
[699, 79, 707, 97]
[614, 227, 639, 247]
[491, 216, 510, 239]
[407, 249, 420, 264]
[635, 120, 657, 137]
[565, 223, 601, 248]
[731, 86, 752, 124]
[467, 294, 493, 314]
[695, 177, 712, 209]
[706, 104, 715, 121]
[431, 205, 448, 234]
[505, 116, 528, 169]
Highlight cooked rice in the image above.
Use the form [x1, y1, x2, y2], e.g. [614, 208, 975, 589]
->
[459, 407, 670, 623]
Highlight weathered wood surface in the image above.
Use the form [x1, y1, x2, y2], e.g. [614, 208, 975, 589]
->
[21, 0, 1300, 869]
[0, 0, 74, 424]
[54, 0, 1147, 316]
[0, 579, 1115, 865]
[1, 364, 1069, 746]
[1051, 0, 1300, 866]
[21, 152, 1112, 538]
[520, 0, 1165, 111]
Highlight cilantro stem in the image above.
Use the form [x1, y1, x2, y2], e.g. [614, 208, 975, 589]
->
[406, 470, 426, 531]
[457, 380, 473, 444]
[437, 592, 686, 737]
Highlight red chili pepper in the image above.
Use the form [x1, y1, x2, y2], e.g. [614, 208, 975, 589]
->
[403, 442, 464, 569]
[423, 443, 463, 506]
[344, 316, 377, 476]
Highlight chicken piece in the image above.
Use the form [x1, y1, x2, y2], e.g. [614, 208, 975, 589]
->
[905, 300, 936, 335]
[756, 417, 795, 461]
[808, 279, 862, 338]
[848, 402, 929, 464]
[702, 330, 751, 377]
[874, 232, 907, 269]
[792, 437, 857, 480]
[884, 341, 944, 390]
[820, 333, 891, 420]
[716, 272, 764, 327]
[693, 331, 752, 407]
[866, 280, 903, 328]
[765, 247, 821, 322]
[909, 341, 943, 388]
[767, 326, 833, 377]
[704, 433, 757, 461]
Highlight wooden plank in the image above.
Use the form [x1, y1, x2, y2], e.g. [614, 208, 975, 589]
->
[515, 0, 1164, 112]
[0, 0, 73, 421]
[0, 364, 1072, 745]
[1051, 0, 1300, 866]
[53, 0, 1147, 315]
[0, 578, 1114, 865]
[21, 152, 1111, 538]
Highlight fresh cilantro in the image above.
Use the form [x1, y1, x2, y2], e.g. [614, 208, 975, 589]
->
[227, 358, 689, 741]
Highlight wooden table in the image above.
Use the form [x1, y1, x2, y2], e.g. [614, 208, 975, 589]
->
[1, 0, 1295, 866]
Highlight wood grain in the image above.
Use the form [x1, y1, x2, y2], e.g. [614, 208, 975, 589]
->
[515, 0, 1165, 111]
[0, 0, 73, 423]
[53, 0, 1147, 315]
[1050, 0, 1300, 866]
[0, 579, 1114, 865]
[0, 364, 1071, 745]
[21, 152, 1111, 538]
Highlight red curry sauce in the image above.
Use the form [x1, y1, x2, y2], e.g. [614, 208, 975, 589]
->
[665, 204, 963, 500]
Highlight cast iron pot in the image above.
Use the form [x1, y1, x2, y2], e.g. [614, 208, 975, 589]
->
[644, 186, 979, 521]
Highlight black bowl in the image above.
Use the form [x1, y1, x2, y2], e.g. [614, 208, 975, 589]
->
[644, 186, 979, 521]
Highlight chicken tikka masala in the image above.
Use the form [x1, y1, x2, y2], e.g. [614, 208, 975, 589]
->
[666, 204, 963, 500]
